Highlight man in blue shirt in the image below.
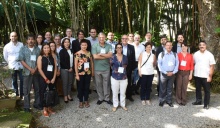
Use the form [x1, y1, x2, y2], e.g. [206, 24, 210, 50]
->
[158, 41, 179, 107]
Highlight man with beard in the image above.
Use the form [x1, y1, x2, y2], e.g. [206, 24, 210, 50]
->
[172, 34, 184, 53]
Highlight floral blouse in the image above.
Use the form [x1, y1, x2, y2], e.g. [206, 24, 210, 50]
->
[110, 54, 128, 80]
[75, 52, 92, 75]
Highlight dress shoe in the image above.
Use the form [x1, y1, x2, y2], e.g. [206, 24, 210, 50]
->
[192, 101, 202, 105]
[121, 107, 128, 111]
[127, 97, 134, 102]
[112, 107, 117, 112]
[166, 102, 174, 107]
[159, 102, 164, 107]
[68, 98, 73, 101]
[105, 100, 113, 105]
[97, 100, 103, 105]
[135, 91, 139, 95]
[24, 108, 31, 112]
[203, 105, 209, 109]
[64, 100, 68, 103]
[93, 90, 97, 93]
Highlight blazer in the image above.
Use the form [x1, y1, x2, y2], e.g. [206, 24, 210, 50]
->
[59, 48, 73, 69]
[126, 44, 136, 72]
[156, 45, 164, 59]
[72, 39, 91, 54]
[172, 42, 178, 53]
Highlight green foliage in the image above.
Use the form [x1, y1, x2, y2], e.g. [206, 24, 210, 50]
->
[215, 14, 220, 34]
[210, 71, 220, 93]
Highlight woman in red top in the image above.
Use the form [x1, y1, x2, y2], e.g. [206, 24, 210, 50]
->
[176, 43, 194, 106]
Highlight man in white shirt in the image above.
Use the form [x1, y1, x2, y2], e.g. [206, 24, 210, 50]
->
[87, 28, 99, 46]
[61, 28, 75, 48]
[3, 32, 24, 99]
[192, 41, 216, 109]
[132, 34, 145, 96]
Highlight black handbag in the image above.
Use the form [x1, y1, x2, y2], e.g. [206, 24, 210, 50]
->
[43, 85, 60, 106]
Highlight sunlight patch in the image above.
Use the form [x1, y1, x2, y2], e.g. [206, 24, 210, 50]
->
[164, 123, 181, 128]
[193, 108, 220, 120]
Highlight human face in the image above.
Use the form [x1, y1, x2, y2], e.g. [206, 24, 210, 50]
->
[128, 34, 134, 42]
[66, 29, 72, 37]
[145, 33, 152, 42]
[116, 45, 123, 54]
[160, 38, 167, 45]
[165, 42, 172, 52]
[199, 42, 207, 53]
[64, 39, 70, 49]
[107, 32, 114, 41]
[181, 44, 188, 52]
[121, 35, 128, 45]
[80, 42, 88, 51]
[45, 32, 52, 41]
[134, 35, 140, 43]
[50, 43, 56, 52]
[27, 37, 35, 48]
[90, 29, 97, 38]
[54, 36, 61, 45]
[177, 35, 184, 43]
[98, 34, 106, 44]
[43, 45, 50, 55]
[37, 35, 43, 45]
[10, 32, 18, 42]
[145, 45, 152, 53]
[78, 32, 84, 40]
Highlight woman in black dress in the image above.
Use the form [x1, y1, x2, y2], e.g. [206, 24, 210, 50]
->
[37, 43, 57, 117]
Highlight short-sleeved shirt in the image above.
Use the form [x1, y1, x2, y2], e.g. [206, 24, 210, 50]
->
[132, 43, 145, 61]
[92, 43, 112, 71]
[193, 50, 216, 78]
[19, 45, 40, 76]
[110, 55, 128, 80]
[74, 52, 92, 75]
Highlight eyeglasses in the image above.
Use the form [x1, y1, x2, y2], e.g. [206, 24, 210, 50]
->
[116, 47, 122, 49]
[121, 38, 128, 40]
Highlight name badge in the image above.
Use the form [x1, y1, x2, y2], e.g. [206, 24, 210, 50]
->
[100, 48, 106, 54]
[30, 55, 36, 61]
[168, 61, 174, 66]
[181, 61, 187, 66]
[118, 67, 124, 73]
[84, 62, 90, 68]
[47, 65, 53, 72]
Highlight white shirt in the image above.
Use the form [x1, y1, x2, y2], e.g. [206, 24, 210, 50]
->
[38, 45, 42, 50]
[56, 46, 62, 54]
[133, 43, 145, 61]
[193, 50, 216, 78]
[140, 52, 155, 75]
[3, 41, 24, 70]
[67, 49, 73, 67]
[122, 44, 128, 56]
[87, 36, 98, 46]
[61, 37, 75, 49]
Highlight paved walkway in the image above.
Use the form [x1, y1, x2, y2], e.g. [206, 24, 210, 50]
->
[36, 74, 220, 128]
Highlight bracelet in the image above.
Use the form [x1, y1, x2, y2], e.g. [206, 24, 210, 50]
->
[45, 78, 49, 82]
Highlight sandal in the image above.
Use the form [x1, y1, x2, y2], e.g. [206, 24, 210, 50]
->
[85, 101, 90, 108]
[79, 102, 84, 108]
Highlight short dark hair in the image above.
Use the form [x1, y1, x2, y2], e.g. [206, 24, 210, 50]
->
[40, 43, 52, 56]
[144, 42, 152, 48]
[181, 42, 189, 47]
[61, 38, 71, 49]
[26, 34, 35, 40]
[77, 30, 85, 37]
[199, 40, 207, 44]
[165, 41, 172, 45]
[80, 39, 88, 45]
[114, 43, 123, 54]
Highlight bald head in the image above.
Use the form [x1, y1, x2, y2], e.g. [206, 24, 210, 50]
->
[10, 32, 18, 43]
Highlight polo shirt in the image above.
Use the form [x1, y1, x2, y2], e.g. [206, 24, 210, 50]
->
[193, 50, 216, 78]
[178, 52, 194, 71]
[92, 43, 112, 71]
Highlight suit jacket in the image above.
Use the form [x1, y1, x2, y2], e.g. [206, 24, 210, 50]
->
[126, 44, 135, 72]
[172, 42, 178, 53]
[156, 45, 164, 59]
[59, 48, 73, 69]
[72, 39, 91, 54]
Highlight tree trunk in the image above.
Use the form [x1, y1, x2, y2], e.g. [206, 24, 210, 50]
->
[196, 0, 220, 70]
[124, 0, 131, 33]
[109, 0, 113, 32]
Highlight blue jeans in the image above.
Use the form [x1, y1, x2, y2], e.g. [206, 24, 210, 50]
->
[159, 73, 175, 103]
[12, 70, 23, 96]
[140, 75, 154, 100]
[132, 67, 139, 85]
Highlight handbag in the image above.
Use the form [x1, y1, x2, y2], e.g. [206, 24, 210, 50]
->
[43, 85, 60, 106]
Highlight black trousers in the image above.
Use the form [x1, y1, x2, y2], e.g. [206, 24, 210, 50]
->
[77, 74, 91, 102]
[194, 77, 210, 106]
[126, 69, 133, 98]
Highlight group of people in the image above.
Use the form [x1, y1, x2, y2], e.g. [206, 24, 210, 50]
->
[3, 28, 216, 117]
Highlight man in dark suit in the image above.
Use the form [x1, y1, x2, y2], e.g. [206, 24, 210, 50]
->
[72, 29, 91, 54]
[172, 34, 184, 53]
[155, 35, 167, 95]
[121, 34, 136, 101]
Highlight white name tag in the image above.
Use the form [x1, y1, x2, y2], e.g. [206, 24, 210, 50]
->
[47, 65, 53, 72]
[84, 62, 90, 68]
[100, 48, 106, 54]
[30, 55, 36, 61]
[181, 61, 186, 66]
[118, 67, 124, 73]
[168, 61, 174, 66]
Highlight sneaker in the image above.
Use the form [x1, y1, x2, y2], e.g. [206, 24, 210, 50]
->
[142, 100, 146, 106]
[146, 100, 151, 105]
